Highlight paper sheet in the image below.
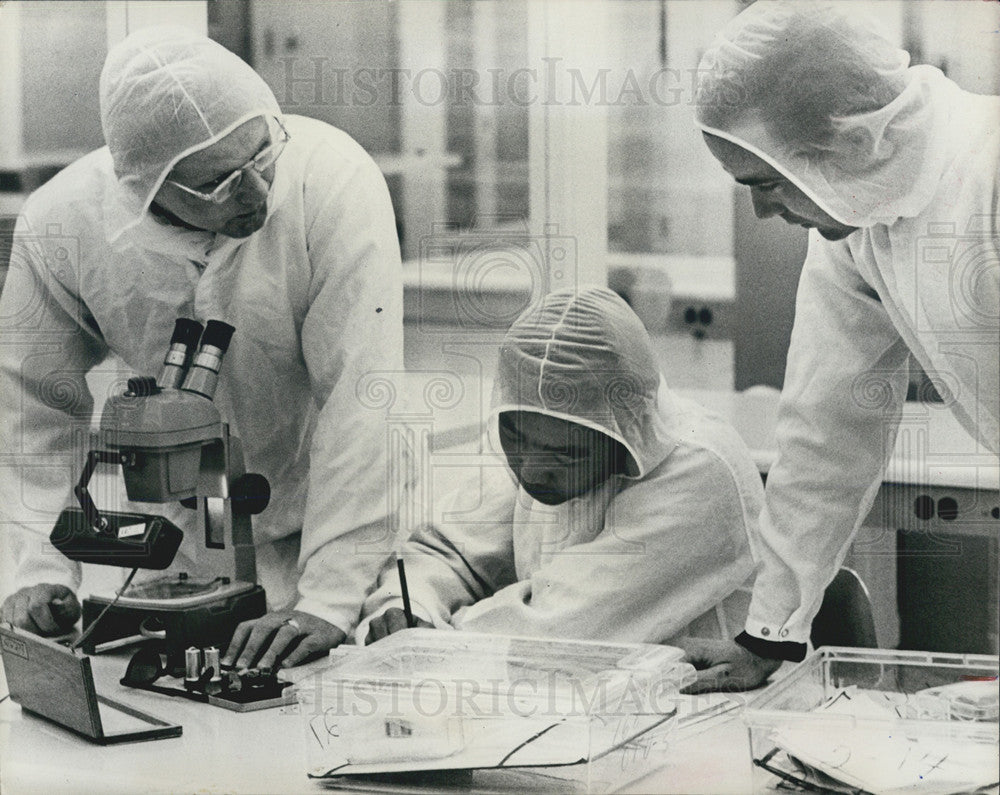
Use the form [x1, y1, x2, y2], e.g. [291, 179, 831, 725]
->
[767, 687, 1000, 795]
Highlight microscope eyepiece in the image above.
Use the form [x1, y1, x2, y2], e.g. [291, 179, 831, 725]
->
[181, 320, 236, 400]
[200, 320, 235, 353]
[171, 318, 205, 348]
[158, 318, 205, 390]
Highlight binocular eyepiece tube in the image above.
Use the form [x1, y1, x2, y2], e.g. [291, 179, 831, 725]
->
[180, 320, 236, 401]
[156, 318, 235, 401]
[157, 318, 204, 389]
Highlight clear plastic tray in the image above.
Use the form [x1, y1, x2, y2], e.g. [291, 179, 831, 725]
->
[743, 647, 1000, 794]
[293, 629, 696, 790]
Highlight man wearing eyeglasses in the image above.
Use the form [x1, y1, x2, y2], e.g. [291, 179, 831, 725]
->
[155, 115, 290, 239]
[0, 27, 404, 669]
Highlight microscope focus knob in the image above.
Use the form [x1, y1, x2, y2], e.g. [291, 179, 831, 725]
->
[125, 376, 159, 397]
[230, 473, 271, 515]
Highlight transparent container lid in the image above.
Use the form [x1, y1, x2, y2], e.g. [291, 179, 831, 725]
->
[317, 629, 694, 715]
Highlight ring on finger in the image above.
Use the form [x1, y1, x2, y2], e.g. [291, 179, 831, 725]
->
[283, 617, 301, 632]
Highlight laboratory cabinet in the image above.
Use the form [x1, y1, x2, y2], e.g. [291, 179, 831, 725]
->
[879, 483, 998, 655]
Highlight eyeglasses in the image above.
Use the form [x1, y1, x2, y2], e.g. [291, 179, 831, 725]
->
[166, 117, 290, 204]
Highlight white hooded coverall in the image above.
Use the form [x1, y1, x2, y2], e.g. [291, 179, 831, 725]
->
[0, 28, 403, 634]
[696, 1, 1000, 646]
[360, 288, 763, 644]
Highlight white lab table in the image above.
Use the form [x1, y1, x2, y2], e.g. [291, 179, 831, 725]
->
[0, 649, 757, 794]
[3, 388, 996, 792]
[0, 652, 319, 795]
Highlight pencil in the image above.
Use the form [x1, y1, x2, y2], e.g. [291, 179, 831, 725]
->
[397, 555, 415, 628]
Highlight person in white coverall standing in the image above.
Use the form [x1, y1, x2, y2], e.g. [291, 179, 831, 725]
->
[361, 287, 764, 646]
[680, 1, 999, 690]
[0, 27, 404, 669]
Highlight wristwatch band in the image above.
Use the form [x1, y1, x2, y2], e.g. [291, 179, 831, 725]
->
[735, 630, 807, 662]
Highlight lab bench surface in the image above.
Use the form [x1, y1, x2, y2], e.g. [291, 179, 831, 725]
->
[0, 650, 755, 795]
[0, 651, 321, 795]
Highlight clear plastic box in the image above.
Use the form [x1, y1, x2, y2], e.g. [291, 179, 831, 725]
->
[292, 629, 697, 793]
[743, 647, 999, 794]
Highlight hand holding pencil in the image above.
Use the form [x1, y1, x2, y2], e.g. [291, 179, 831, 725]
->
[364, 556, 433, 645]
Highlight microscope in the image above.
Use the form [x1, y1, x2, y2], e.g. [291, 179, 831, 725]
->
[49, 319, 270, 669]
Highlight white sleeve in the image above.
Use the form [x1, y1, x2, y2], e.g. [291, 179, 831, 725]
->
[0, 214, 107, 598]
[356, 461, 519, 640]
[453, 447, 758, 644]
[746, 235, 910, 643]
[290, 148, 405, 634]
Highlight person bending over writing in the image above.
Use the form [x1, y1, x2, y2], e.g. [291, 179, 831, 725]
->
[362, 287, 763, 647]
